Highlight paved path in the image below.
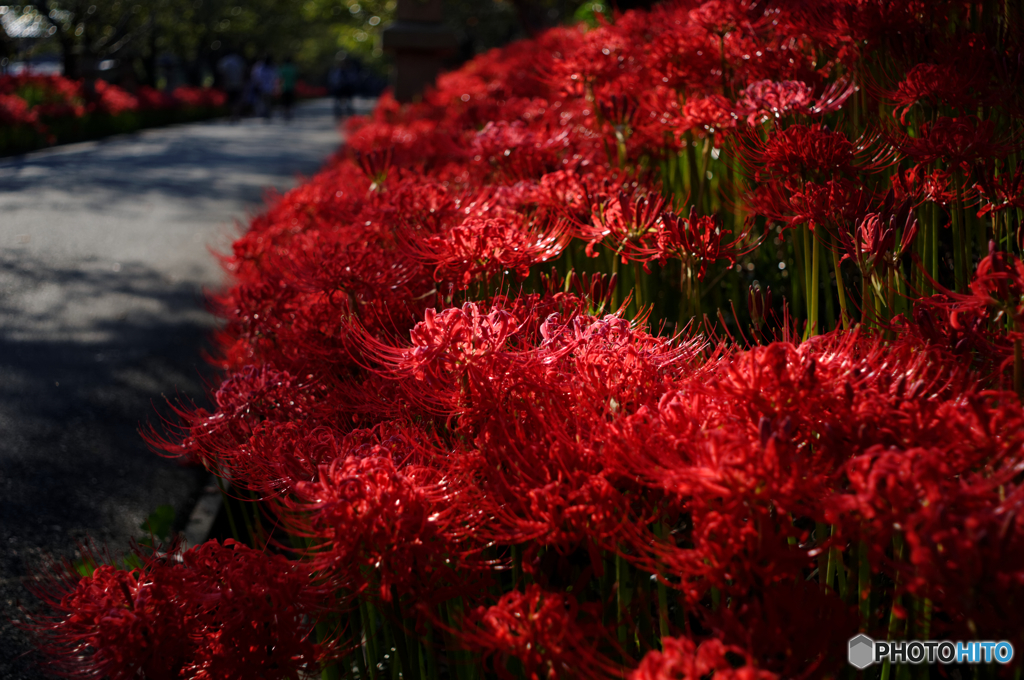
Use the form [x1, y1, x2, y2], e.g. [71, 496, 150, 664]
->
[0, 100, 343, 678]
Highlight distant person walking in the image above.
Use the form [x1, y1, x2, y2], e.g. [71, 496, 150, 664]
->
[278, 56, 298, 121]
[217, 51, 246, 122]
[252, 56, 278, 121]
[328, 52, 361, 119]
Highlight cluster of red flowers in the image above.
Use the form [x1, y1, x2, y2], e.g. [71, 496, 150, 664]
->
[30, 1, 1024, 678]
[30, 540, 324, 679]
[0, 74, 227, 152]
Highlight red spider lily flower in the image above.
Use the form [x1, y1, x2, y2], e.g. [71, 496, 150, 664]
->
[91, 80, 139, 116]
[459, 585, 622, 680]
[470, 120, 570, 181]
[891, 116, 1015, 168]
[179, 541, 327, 680]
[910, 249, 1024, 369]
[286, 453, 461, 601]
[748, 124, 897, 183]
[656, 209, 758, 279]
[958, 250, 1024, 327]
[631, 636, 778, 680]
[688, 0, 760, 38]
[836, 192, 918, 276]
[30, 558, 192, 680]
[598, 93, 639, 131]
[738, 79, 857, 127]
[412, 213, 571, 290]
[892, 163, 956, 207]
[28, 541, 324, 680]
[749, 177, 877, 231]
[0, 93, 41, 127]
[974, 160, 1024, 217]
[885, 61, 986, 124]
[707, 583, 858, 679]
[581, 189, 669, 266]
[353, 147, 394, 189]
[401, 302, 521, 385]
[737, 80, 812, 126]
[679, 94, 739, 137]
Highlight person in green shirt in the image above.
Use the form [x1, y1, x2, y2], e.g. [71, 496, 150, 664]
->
[279, 57, 298, 121]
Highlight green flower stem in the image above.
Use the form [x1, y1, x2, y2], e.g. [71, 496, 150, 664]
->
[1014, 337, 1022, 398]
[816, 522, 829, 590]
[390, 591, 418, 680]
[360, 602, 379, 680]
[951, 168, 970, 292]
[439, 602, 460, 680]
[654, 523, 671, 643]
[832, 247, 851, 330]
[213, 475, 242, 542]
[789, 228, 806, 323]
[318, 619, 343, 680]
[858, 540, 871, 629]
[616, 552, 630, 659]
[425, 622, 439, 680]
[930, 201, 940, 291]
[835, 544, 848, 601]
[631, 260, 644, 315]
[809, 229, 822, 336]
[860, 272, 874, 329]
[880, 533, 906, 680]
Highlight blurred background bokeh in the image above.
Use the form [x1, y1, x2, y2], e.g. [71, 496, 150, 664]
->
[2, 0, 659, 91]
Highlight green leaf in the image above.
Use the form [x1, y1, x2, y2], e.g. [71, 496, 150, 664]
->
[140, 504, 176, 543]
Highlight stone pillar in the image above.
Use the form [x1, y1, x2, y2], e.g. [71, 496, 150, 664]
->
[381, 0, 457, 103]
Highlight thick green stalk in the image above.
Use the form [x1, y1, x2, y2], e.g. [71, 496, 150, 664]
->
[318, 619, 343, 680]
[653, 522, 671, 643]
[390, 593, 418, 680]
[880, 533, 906, 680]
[930, 201, 940, 290]
[858, 540, 871, 629]
[637, 572, 653, 652]
[831, 247, 851, 330]
[633, 261, 644, 315]
[860, 271, 874, 329]
[825, 547, 838, 595]
[616, 553, 631, 658]
[425, 623, 439, 680]
[951, 168, 970, 292]
[214, 476, 242, 542]
[788, 228, 806, 323]
[835, 543, 848, 601]
[1014, 338, 1022, 398]
[694, 136, 713, 215]
[361, 602, 379, 680]
[350, 609, 371, 680]
[809, 231, 822, 336]
[816, 522, 829, 590]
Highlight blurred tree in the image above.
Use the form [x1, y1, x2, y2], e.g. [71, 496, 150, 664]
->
[301, 0, 597, 78]
[27, 0, 149, 79]
[18, 0, 332, 86]
[153, 0, 331, 85]
[7, 0, 646, 88]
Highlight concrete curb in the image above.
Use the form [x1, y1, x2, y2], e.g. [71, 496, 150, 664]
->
[182, 475, 223, 548]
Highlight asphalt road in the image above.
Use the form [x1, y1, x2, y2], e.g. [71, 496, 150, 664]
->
[0, 99, 343, 678]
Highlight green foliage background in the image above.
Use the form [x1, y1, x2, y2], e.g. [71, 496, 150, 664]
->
[2, 0, 599, 85]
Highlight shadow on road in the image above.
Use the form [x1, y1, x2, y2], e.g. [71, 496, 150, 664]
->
[0, 101, 344, 679]
[0, 250, 220, 678]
